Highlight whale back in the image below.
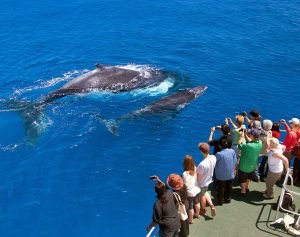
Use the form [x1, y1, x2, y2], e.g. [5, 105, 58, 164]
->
[61, 67, 140, 91]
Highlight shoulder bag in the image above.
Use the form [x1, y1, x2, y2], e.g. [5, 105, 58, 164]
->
[173, 192, 188, 221]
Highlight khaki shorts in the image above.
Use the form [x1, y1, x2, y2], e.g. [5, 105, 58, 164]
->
[199, 187, 208, 197]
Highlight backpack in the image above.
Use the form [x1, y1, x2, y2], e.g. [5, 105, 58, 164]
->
[273, 192, 296, 212]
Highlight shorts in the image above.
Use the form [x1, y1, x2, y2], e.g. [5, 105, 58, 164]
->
[187, 193, 200, 210]
[199, 187, 208, 197]
[238, 169, 255, 183]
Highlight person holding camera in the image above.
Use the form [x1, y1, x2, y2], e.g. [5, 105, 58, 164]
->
[241, 110, 262, 129]
[208, 123, 232, 155]
[147, 176, 181, 237]
[226, 115, 246, 159]
[237, 128, 262, 195]
[280, 118, 300, 160]
[280, 118, 300, 184]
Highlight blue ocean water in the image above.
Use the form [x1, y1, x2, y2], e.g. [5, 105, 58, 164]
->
[0, 0, 299, 236]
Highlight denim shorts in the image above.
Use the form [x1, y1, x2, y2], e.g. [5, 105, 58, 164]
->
[187, 193, 200, 209]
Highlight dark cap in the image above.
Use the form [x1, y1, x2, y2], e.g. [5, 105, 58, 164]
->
[247, 128, 261, 138]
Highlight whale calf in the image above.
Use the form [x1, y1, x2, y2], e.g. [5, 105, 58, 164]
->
[99, 85, 208, 134]
[43, 64, 167, 103]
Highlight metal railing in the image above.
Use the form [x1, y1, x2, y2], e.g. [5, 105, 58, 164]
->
[146, 226, 159, 237]
[275, 168, 300, 220]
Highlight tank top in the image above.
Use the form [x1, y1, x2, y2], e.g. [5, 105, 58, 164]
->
[268, 149, 284, 173]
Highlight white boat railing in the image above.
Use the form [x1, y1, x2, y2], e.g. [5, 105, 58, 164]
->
[146, 226, 159, 237]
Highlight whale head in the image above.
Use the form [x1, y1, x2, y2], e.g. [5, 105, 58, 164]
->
[189, 85, 208, 98]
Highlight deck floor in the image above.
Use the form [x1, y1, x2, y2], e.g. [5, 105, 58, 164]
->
[189, 180, 300, 237]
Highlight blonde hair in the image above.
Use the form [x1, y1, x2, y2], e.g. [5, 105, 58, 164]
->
[236, 115, 244, 126]
[268, 137, 280, 149]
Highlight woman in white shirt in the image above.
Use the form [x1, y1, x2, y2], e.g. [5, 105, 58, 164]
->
[182, 155, 201, 224]
[263, 138, 289, 199]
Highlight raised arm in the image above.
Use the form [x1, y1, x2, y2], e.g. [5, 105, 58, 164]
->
[208, 127, 215, 142]
[280, 119, 291, 133]
[227, 117, 238, 129]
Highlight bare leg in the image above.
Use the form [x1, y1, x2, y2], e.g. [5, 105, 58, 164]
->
[205, 192, 213, 206]
[200, 195, 207, 215]
[188, 209, 194, 223]
[205, 192, 216, 217]
[194, 203, 200, 217]
[241, 182, 247, 194]
[246, 179, 251, 190]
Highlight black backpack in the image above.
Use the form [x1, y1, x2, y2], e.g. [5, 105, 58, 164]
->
[273, 192, 296, 212]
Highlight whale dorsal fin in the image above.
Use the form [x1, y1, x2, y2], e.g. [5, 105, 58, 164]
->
[96, 63, 105, 70]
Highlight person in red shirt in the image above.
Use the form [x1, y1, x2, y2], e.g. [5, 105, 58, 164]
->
[280, 118, 300, 160]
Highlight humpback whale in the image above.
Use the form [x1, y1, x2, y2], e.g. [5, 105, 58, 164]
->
[43, 64, 167, 103]
[99, 85, 208, 135]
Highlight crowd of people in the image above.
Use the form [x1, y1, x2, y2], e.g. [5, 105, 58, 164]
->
[147, 110, 300, 237]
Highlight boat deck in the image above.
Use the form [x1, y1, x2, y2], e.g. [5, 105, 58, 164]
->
[189, 180, 300, 237]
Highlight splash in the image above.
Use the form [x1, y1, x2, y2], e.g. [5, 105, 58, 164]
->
[12, 70, 89, 97]
[117, 64, 157, 79]
[130, 77, 174, 96]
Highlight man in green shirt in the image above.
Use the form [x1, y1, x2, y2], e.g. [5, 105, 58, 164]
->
[238, 128, 262, 195]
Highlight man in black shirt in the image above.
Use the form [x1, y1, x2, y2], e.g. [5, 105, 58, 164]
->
[208, 124, 232, 155]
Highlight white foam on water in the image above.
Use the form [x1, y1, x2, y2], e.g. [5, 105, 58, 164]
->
[13, 70, 88, 97]
[0, 143, 21, 152]
[0, 108, 25, 112]
[129, 77, 174, 97]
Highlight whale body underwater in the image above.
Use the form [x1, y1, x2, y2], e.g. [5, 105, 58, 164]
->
[98, 85, 208, 135]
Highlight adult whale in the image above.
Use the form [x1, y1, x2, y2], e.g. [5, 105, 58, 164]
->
[42, 64, 167, 103]
[99, 85, 208, 135]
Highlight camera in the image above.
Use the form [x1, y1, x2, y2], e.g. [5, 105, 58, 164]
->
[240, 111, 247, 117]
[149, 176, 157, 180]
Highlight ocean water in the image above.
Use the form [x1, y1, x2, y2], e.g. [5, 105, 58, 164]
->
[0, 0, 299, 236]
